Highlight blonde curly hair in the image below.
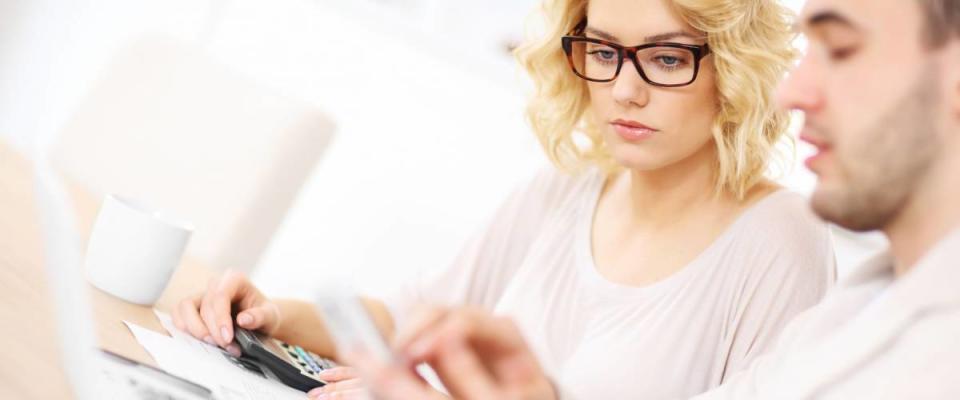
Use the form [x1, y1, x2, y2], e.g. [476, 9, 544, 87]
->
[516, 0, 798, 199]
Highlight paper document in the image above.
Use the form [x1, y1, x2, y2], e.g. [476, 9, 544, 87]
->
[123, 312, 306, 400]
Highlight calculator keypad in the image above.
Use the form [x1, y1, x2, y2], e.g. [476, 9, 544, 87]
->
[276, 340, 337, 377]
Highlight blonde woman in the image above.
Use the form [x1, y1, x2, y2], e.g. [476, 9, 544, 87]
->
[173, 0, 836, 398]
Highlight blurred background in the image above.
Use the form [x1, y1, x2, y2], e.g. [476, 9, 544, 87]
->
[1, 0, 886, 300]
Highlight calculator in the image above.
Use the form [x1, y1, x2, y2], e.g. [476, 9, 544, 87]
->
[232, 327, 336, 392]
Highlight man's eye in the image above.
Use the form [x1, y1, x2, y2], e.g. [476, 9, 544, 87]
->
[829, 46, 857, 60]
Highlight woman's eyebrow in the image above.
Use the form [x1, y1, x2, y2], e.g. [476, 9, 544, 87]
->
[643, 31, 704, 43]
[584, 27, 704, 43]
[584, 26, 620, 41]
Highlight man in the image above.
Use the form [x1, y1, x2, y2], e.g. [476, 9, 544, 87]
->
[343, 0, 960, 398]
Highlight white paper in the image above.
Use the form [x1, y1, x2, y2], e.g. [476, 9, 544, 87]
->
[124, 316, 305, 400]
[148, 311, 447, 397]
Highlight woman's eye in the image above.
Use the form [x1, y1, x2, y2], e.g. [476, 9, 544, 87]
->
[650, 54, 689, 70]
[589, 50, 617, 60]
[660, 56, 679, 65]
[588, 49, 619, 64]
[656, 55, 685, 66]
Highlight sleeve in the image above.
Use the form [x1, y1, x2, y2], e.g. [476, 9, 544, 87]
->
[689, 302, 827, 400]
[383, 167, 578, 329]
[715, 194, 837, 381]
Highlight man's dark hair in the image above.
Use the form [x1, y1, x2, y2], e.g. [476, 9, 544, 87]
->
[920, 0, 960, 47]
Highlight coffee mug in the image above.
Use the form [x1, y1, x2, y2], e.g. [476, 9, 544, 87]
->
[85, 194, 193, 305]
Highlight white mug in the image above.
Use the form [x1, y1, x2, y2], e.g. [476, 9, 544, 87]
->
[85, 194, 193, 305]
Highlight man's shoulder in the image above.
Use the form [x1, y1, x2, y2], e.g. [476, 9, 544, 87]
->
[830, 308, 960, 398]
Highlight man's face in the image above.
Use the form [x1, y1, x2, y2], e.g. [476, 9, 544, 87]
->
[778, 0, 952, 231]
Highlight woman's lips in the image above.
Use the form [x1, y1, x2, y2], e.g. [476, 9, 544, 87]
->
[611, 120, 658, 142]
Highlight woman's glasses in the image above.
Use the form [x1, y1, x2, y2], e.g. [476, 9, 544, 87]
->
[561, 27, 711, 87]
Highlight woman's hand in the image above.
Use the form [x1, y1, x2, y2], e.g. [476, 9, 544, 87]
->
[171, 270, 281, 356]
[307, 367, 370, 400]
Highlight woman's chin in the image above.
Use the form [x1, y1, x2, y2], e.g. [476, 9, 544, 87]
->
[609, 148, 667, 172]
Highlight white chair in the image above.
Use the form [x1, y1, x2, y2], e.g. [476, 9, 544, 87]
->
[53, 35, 336, 274]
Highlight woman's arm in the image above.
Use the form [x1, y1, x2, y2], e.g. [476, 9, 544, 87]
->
[271, 297, 395, 359]
[171, 270, 395, 360]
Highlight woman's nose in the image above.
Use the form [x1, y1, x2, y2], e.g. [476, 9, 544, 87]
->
[611, 62, 651, 108]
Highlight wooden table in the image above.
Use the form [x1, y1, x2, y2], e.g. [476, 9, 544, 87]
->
[0, 140, 213, 399]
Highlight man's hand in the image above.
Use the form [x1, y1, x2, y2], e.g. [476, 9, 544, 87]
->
[344, 307, 558, 400]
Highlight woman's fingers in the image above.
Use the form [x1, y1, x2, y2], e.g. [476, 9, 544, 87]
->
[171, 301, 186, 331]
[199, 280, 223, 346]
[307, 378, 366, 398]
[316, 367, 359, 383]
[170, 271, 274, 360]
[199, 270, 251, 347]
[307, 387, 370, 400]
[213, 270, 250, 345]
[234, 302, 279, 333]
[176, 295, 212, 344]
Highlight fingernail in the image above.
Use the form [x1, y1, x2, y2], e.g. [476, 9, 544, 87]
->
[307, 388, 323, 397]
[226, 343, 242, 357]
[221, 326, 231, 343]
[237, 313, 253, 326]
[203, 336, 216, 346]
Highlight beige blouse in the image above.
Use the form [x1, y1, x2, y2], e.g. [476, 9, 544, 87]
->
[388, 168, 837, 399]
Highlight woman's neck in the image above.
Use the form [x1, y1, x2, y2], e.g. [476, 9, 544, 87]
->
[617, 144, 732, 228]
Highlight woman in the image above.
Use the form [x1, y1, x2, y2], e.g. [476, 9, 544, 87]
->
[173, 0, 836, 398]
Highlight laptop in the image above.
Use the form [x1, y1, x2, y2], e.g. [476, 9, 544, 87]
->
[32, 147, 213, 400]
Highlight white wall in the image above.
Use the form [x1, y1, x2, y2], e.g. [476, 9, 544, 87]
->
[202, 0, 546, 297]
[0, 0, 545, 299]
[0, 0, 218, 151]
[1, 0, 884, 301]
